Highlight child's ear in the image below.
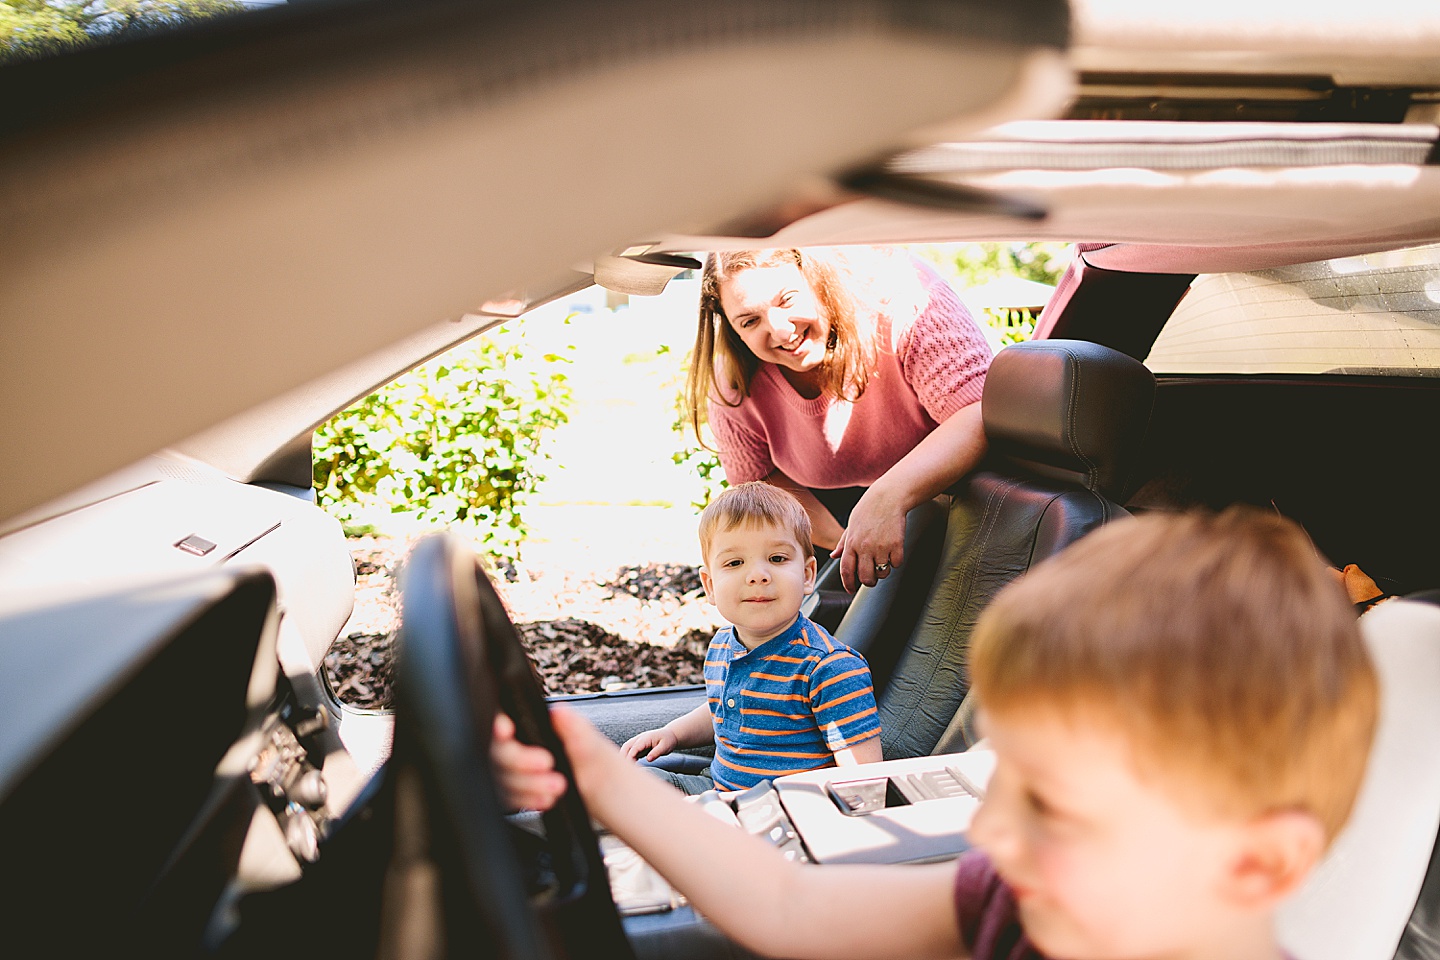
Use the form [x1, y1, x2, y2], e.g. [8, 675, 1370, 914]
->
[1223, 810, 1326, 909]
[699, 566, 715, 605]
[804, 554, 817, 592]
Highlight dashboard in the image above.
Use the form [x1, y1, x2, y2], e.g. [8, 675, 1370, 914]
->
[0, 455, 375, 954]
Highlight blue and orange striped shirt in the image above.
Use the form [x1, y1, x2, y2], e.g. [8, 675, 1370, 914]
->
[705, 613, 882, 791]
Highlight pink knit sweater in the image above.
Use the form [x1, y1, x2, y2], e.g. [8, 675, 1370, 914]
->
[708, 260, 991, 490]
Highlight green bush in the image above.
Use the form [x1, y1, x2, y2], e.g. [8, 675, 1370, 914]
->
[918, 241, 1066, 346]
[986, 307, 1039, 347]
[2, 0, 244, 61]
[671, 419, 728, 511]
[313, 324, 573, 557]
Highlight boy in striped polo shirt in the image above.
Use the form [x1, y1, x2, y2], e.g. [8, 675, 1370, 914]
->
[621, 482, 883, 793]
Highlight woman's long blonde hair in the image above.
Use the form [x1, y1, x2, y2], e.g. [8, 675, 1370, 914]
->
[684, 248, 884, 445]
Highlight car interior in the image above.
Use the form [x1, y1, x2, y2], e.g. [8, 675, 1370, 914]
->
[4, 0, 1440, 958]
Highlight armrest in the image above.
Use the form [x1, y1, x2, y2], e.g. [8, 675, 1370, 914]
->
[641, 754, 713, 776]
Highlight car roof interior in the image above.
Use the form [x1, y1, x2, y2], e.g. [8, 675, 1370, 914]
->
[7, 0, 1440, 528]
[0, 0, 1070, 526]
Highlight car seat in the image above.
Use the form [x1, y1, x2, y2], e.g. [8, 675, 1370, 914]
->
[1279, 592, 1440, 960]
[836, 339, 1156, 760]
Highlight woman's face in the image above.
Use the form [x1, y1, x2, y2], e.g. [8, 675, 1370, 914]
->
[718, 263, 831, 375]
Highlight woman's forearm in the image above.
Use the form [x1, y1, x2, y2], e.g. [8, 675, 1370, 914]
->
[870, 402, 986, 511]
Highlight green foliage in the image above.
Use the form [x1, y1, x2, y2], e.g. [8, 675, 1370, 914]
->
[665, 348, 726, 511]
[986, 308, 1038, 347]
[1, 0, 243, 61]
[919, 241, 1069, 288]
[913, 241, 1069, 347]
[671, 420, 728, 512]
[313, 324, 574, 559]
[1, 1, 84, 52]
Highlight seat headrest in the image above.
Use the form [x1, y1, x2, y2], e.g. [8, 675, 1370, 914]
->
[981, 340, 1155, 500]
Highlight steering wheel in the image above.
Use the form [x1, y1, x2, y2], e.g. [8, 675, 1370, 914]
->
[387, 533, 634, 959]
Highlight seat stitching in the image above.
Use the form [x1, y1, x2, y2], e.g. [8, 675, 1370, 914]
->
[1024, 491, 1066, 569]
[887, 475, 1015, 751]
[1062, 349, 1099, 490]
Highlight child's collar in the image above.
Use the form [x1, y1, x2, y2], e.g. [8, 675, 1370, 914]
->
[731, 613, 806, 654]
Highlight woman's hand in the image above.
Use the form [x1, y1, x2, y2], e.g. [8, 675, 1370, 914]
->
[832, 484, 907, 593]
[621, 726, 679, 762]
[832, 403, 988, 593]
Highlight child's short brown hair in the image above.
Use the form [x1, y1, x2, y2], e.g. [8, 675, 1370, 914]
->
[698, 482, 812, 564]
[971, 507, 1378, 843]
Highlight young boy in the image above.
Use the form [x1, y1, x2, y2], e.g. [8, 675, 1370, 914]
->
[623, 481, 883, 794]
[495, 507, 1378, 960]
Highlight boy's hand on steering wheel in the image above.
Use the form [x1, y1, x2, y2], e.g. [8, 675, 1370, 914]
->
[492, 712, 567, 811]
[492, 706, 623, 811]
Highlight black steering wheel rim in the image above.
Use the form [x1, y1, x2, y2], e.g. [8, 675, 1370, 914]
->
[389, 532, 633, 959]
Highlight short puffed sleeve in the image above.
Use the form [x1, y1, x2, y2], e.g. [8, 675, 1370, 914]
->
[895, 263, 993, 423]
[707, 395, 773, 485]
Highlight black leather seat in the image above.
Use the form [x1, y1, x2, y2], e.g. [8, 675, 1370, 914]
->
[834, 339, 1156, 760]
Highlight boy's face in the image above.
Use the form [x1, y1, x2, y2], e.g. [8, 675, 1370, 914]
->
[700, 520, 816, 649]
[967, 708, 1261, 960]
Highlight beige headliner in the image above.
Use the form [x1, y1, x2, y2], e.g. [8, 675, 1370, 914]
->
[1070, 0, 1440, 85]
[0, 29, 1066, 524]
[659, 163, 1440, 260]
[11, 3, 1440, 526]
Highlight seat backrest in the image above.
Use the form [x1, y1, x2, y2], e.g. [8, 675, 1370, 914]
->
[861, 339, 1155, 760]
[1279, 595, 1440, 960]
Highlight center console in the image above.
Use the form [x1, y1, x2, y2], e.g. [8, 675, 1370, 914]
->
[614, 749, 996, 957]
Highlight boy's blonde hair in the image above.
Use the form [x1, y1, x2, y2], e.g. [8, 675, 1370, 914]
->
[698, 482, 813, 564]
[971, 507, 1377, 843]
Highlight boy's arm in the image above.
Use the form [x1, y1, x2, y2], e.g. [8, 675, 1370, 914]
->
[834, 735, 883, 766]
[808, 649, 883, 766]
[620, 702, 713, 761]
[663, 702, 715, 747]
[546, 706, 966, 960]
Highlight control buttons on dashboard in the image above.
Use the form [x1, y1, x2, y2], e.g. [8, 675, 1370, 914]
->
[252, 710, 332, 866]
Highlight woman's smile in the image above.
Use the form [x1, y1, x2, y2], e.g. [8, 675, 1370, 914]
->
[772, 329, 813, 358]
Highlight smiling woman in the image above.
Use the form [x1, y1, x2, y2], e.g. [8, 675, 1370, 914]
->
[685, 247, 994, 592]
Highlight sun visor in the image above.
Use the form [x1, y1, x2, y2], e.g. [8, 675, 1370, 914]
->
[0, 0, 1072, 524]
[592, 256, 692, 297]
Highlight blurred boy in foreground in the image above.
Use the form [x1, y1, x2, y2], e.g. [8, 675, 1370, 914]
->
[495, 508, 1377, 960]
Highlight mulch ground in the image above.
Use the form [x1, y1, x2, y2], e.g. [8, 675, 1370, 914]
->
[324, 537, 723, 709]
